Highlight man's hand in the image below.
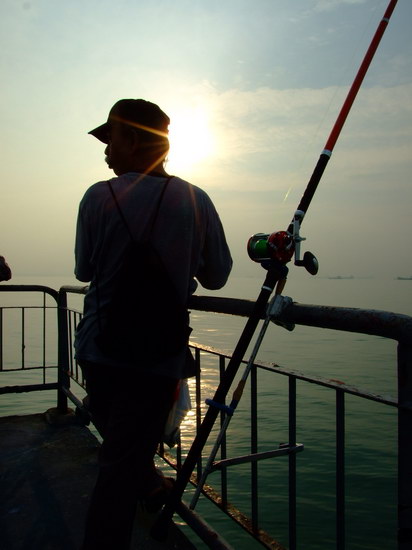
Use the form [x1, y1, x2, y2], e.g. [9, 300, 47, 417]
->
[0, 256, 12, 281]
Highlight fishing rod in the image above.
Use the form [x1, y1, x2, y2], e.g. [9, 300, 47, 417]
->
[152, 0, 398, 539]
[188, 0, 400, 498]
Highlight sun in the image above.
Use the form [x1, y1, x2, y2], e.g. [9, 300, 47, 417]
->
[166, 106, 215, 174]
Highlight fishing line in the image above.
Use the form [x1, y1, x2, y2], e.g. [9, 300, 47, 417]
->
[283, 2, 383, 208]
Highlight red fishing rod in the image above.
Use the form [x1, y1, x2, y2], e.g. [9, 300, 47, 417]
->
[288, 0, 398, 232]
[249, 0, 398, 272]
[152, 0, 398, 540]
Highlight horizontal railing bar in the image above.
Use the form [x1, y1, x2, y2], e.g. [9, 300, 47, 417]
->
[0, 382, 58, 394]
[189, 341, 232, 359]
[0, 285, 59, 301]
[176, 501, 235, 550]
[0, 305, 57, 310]
[160, 449, 286, 550]
[59, 285, 89, 295]
[1, 366, 58, 376]
[62, 386, 87, 410]
[280, 303, 412, 344]
[6, 286, 409, 342]
[60, 386, 92, 425]
[212, 444, 304, 470]
[188, 295, 412, 343]
[188, 341, 398, 408]
[255, 360, 399, 408]
[199, 483, 288, 550]
[44, 286, 412, 342]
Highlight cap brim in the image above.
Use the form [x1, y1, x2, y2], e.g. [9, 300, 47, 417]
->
[88, 122, 110, 144]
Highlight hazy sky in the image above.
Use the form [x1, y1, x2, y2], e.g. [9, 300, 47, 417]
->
[1, 0, 411, 283]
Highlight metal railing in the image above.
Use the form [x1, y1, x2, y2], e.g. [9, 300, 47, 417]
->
[1, 284, 411, 549]
[0, 285, 60, 396]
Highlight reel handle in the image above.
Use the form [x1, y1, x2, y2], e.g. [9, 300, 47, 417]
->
[295, 251, 319, 275]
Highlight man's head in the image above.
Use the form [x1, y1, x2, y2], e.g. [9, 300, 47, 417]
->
[89, 99, 170, 176]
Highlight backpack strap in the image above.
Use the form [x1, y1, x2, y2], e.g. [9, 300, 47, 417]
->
[95, 175, 173, 335]
[107, 175, 173, 243]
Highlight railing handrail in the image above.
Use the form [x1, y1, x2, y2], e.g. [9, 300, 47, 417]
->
[55, 285, 412, 343]
[0, 284, 59, 301]
[188, 295, 412, 343]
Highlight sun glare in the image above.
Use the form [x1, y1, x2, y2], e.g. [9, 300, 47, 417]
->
[167, 107, 215, 174]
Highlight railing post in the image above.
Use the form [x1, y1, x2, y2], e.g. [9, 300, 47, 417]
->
[219, 355, 228, 508]
[57, 288, 69, 412]
[397, 341, 412, 549]
[289, 377, 297, 550]
[0, 308, 3, 371]
[336, 389, 345, 549]
[251, 364, 258, 532]
[194, 347, 203, 482]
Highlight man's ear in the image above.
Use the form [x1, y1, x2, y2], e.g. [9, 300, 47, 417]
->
[129, 129, 141, 153]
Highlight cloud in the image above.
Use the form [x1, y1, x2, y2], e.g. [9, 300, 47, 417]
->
[173, 80, 411, 193]
[314, 0, 368, 12]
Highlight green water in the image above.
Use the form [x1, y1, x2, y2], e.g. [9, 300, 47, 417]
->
[1, 275, 410, 549]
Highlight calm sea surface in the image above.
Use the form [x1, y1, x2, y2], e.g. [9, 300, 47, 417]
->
[1, 274, 411, 549]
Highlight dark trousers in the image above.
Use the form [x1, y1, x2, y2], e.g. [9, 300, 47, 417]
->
[79, 361, 177, 550]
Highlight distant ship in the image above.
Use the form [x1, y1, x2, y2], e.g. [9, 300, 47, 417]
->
[396, 276, 412, 280]
[328, 275, 354, 280]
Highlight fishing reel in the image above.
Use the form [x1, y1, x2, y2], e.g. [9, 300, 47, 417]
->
[247, 210, 319, 275]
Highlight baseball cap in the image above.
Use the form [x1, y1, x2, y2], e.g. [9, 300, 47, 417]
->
[88, 99, 170, 144]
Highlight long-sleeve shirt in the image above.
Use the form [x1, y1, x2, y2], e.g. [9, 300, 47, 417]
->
[74, 172, 232, 378]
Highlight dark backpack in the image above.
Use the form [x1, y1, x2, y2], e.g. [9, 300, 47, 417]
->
[95, 178, 191, 363]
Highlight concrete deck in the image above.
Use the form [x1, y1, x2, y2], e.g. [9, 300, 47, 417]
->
[0, 410, 196, 550]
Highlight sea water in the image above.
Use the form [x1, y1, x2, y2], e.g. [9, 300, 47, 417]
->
[185, 275, 409, 550]
[1, 274, 411, 549]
